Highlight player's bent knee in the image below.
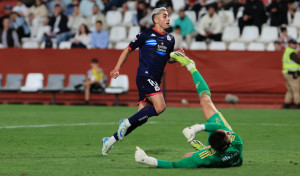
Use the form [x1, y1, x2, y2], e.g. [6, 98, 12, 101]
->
[154, 104, 166, 115]
[200, 95, 212, 107]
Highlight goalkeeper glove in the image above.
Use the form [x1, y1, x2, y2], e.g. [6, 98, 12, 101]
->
[135, 146, 157, 166]
[182, 124, 205, 142]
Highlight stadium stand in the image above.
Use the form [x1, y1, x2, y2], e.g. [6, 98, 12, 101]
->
[238, 26, 260, 43]
[59, 41, 72, 49]
[228, 42, 246, 51]
[0, 74, 2, 89]
[209, 41, 226, 50]
[106, 10, 122, 27]
[22, 41, 39, 49]
[256, 26, 278, 43]
[20, 73, 44, 92]
[266, 42, 275, 51]
[62, 74, 85, 92]
[109, 26, 127, 43]
[1, 74, 23, 91]
[127, 26, 140, 41]
[248, 42, 265, 51]
[40, 74, 65, 104]
[115, 42, 129, 49]
[189, 41, 207, 50]
[222, 26, 240, 43]
[105, 74, 129, 106]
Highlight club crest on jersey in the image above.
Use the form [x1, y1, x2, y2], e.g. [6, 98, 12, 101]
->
[167, 35, 171, 41]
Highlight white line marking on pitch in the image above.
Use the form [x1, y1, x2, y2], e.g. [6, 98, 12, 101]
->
[0, 121, 298, 130]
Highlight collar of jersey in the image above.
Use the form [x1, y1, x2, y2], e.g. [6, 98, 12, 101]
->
[152, 27, 165, 35]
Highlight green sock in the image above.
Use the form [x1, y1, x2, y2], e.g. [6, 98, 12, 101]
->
[191, 70, 211, 97]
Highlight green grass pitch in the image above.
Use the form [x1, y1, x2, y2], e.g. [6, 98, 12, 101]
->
[0, 105, 299, 176]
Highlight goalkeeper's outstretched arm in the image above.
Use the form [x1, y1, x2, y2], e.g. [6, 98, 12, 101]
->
[135, 146, 201, 168]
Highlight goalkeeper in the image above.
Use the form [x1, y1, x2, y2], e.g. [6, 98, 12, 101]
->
[135, 52, 243, 168]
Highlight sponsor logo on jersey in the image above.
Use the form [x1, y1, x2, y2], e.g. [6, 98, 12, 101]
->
[156, 41, 167, 56]
[145, 39, 157, 46]
[151, 33, 156, 37]
[167, 35, 171, 41]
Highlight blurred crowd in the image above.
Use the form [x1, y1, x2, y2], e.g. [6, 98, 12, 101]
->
[0, 0, 299, 49]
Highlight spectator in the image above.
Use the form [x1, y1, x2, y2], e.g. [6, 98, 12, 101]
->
[80, 0, 104, 17]
[71, 24, 91, 48]
[267, 0, 288, 27]
[0, 5, 13, 30]
[238, 0, 267, 34]
[137, 0, 147, 24]
[75, 58, 106, 105]
[52, 5, 85, 46]
[48, 0, 67, 16]
[171, 25, 183, 49]
[274, 40, 281, 51]
[139, 7, 154, 31]
[102, 0, 127, 14]
[10, 12, 31, 41]
[282, 39, 300, 109]
[26, 0, 48, 38]
[279, 26, 291, 48]
[185, 0, 203, 20]
[196, 5, 222, 41]
[13, 0, 28, 17]
[90, 20, 109, 49]
[66, 0, 80, 16]
[85, 4, 107, 31]
[155, 0, 173, 8]
[217, 0, 235, 10]
[43, 4, 69, 46]
[167, 5, 177, 30]
[288, 0, 299, 21]
[174, 9, 197, 48]
[0, 18, 21, 48]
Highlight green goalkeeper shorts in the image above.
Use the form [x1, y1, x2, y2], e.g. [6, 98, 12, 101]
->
[207, 112, 232, 132]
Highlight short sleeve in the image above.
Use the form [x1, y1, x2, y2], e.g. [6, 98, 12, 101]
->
[128, 32, 146, 51]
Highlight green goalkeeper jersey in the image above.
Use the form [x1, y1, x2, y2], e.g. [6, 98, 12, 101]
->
[157, 112, 243, 168]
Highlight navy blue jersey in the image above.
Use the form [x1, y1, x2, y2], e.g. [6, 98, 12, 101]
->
[128, 28, 175, 82]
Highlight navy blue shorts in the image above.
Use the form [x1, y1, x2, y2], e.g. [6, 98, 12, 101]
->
[136, 76, 162, 104]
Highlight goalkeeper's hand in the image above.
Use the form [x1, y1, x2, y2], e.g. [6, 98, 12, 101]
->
[135, 146, 157, 166]
[182, 124, 205, 142]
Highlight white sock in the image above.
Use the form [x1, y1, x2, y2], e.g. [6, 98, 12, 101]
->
[125, 119, 131, 127]
[187, 63, 195, 71]
[110, 136, 117, 145]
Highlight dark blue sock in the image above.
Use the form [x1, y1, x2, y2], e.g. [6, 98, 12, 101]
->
[112, 106, 158, 141]
[113, 118, 149, 141]
[128, 105, 158, 125]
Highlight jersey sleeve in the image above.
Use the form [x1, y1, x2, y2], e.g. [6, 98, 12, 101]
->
[204, 123, 228, 132]
[128, 32, 146, 51]
[157, 149, 216, 168]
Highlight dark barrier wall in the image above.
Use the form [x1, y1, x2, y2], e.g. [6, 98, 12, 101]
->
[0, 49, 288, 93]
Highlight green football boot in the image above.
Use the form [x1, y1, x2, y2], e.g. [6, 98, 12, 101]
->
[170, 52, 195, 67]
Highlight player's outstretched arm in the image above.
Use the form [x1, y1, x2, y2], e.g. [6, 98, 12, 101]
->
[182, 123, 227, 142]
[135, 146, 199, 168]
[110, 47, 131, 79]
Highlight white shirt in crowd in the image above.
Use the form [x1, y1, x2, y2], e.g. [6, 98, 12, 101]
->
[53, 15, 61, 34]
[198, 13, 222, 36]
[74, 33, 91, 46]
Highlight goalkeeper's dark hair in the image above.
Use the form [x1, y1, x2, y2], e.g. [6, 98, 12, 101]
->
[209, 130, 230, 151]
